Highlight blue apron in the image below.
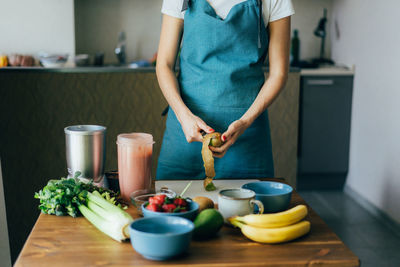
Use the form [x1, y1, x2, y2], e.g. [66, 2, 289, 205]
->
[157, 0, 274, 180]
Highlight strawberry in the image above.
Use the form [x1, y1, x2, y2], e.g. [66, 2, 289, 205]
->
[174, 198, 187, 207]
[153, 194, 167, 204]
[162, 203, 177, 212]
[149, 194, 167, 206]
[146, 203, 160, 212]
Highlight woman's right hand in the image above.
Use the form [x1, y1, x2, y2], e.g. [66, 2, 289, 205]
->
[179, 112, 214, 143]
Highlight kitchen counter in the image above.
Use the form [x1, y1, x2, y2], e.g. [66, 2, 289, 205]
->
[14, 178, 359, 267]
[0, 66, 301, 73]
[301, 67, 355, 76]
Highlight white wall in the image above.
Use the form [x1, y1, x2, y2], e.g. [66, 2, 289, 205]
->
[0, 0, 333, 63]
[0, 160, 11, 267]
[74, 0, 332, 64]
[331, 0, 400, 223]
[0, 0, 75, 57]
[75, 0, 163, 64]
[291, 0, 333, 61]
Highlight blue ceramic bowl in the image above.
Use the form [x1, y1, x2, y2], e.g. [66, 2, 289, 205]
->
[129, 216, 194, 261]
[242, 181, 293, 213]
[141, 201, 199, 221]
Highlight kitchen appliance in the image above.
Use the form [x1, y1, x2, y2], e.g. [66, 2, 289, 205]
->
[297, 75, 353, 190]
[64, 125, 106, 185]
[117, 133, 154, 201]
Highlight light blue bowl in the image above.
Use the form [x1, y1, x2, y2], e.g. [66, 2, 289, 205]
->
[141, 201, 199, 221]
[242, 181, 293, 213]
[129, 216, 194, 261]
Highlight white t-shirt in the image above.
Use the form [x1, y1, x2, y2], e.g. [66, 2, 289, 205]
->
[161, 0, 294, 25]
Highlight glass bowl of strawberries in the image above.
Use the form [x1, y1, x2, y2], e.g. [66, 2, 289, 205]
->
[141, 194, 199, 221]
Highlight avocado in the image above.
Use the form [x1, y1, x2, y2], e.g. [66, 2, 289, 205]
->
[193, 209, 224, 239]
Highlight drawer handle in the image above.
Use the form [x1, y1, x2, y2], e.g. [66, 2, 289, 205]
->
[307, 79, 334, 85]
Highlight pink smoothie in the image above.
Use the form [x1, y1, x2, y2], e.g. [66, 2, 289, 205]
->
[117, 133, 154, 201]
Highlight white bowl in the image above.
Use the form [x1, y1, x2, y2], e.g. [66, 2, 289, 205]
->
[39, 54, 68, 68]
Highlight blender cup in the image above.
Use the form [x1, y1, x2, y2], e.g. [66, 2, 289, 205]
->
[64, 125, 106, 185]
[117, 133, 154, 201]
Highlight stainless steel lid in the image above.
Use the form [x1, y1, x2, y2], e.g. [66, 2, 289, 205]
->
[64, 125, 106, 135]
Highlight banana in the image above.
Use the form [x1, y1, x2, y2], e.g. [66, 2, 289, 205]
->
[230, 219, 311, 244]
[231, 205, 308, 228]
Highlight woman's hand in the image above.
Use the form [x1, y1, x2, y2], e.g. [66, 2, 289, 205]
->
[209, 119, 250, 158]
[179, 112, 215, 143]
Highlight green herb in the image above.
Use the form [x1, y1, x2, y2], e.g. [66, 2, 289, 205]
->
[34, 172, 124, 217]
[34, 172, 133, 242]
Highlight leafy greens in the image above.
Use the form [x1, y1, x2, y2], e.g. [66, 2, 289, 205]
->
[34, 172, 124, 217]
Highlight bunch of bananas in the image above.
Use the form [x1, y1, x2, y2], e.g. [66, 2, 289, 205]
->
[228, 205, 310, 244]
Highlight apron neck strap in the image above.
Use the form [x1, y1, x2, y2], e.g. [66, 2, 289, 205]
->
[257, 0, 262, 48]
[182, 0, 263, 48]
[182, 0, 190, 12]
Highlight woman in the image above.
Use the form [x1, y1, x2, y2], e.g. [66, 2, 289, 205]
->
[156, 0, 294, 180]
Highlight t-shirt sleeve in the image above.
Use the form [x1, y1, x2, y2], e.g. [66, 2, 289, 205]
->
[268, 0, 295, 22]
[161, 0, 185, 20]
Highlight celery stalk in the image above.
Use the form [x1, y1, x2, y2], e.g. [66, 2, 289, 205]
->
[87, 192, 133, 222]
[78, 191, 134, 242]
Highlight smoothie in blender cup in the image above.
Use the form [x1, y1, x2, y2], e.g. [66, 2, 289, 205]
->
[117, 133, 154, 201]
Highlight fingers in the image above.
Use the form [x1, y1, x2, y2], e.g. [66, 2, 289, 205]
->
[182, 114, 214, 143]
[209, 138, 233, 153]
[221, 120, 241, 142]
[212, 151, 226, 158]
[209, 120, 245, 157]
[196, 118, 214, 134]
[210, 141, 231, 158]
[186, 131, 203, 143]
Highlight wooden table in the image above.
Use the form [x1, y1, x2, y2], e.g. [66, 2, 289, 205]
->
[15, 179, 359, 266]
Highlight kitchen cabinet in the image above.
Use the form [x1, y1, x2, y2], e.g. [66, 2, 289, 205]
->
[297, 73, 354, 190]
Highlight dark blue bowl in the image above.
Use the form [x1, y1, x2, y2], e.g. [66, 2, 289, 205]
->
[129, 216, 194, 261]
[242, 181, 293, 213]
[141, 201, 199, 221]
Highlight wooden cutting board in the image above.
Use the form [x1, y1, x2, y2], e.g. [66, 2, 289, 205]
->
[155, 179, 259, 202]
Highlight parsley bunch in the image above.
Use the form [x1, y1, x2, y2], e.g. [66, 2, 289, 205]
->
[34, 172, 123, 217]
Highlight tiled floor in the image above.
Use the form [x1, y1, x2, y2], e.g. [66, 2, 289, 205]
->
[299, 190, 400, 267]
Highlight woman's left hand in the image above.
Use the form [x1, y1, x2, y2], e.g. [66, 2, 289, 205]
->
[209, 119, 250, 158]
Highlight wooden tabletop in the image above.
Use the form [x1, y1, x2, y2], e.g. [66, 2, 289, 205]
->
[15, 179, 359, 267]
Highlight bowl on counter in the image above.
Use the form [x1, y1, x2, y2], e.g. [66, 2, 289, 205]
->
[141, 200, 199, 221]
[74, 54, 90, 66]
[130, 188, 176, 215]
[242, 181, 293, 213]
[39, 53, 68, 67]
[129, 216, 194, 260]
